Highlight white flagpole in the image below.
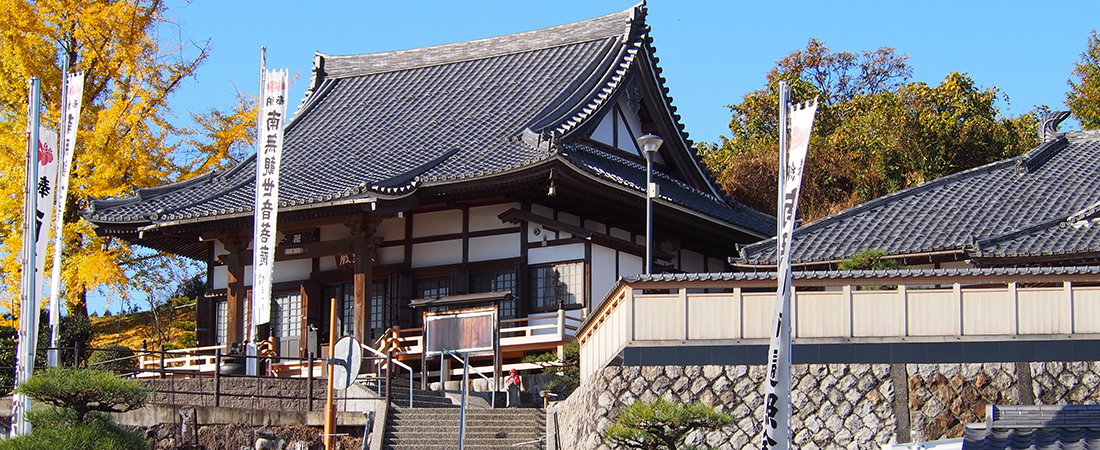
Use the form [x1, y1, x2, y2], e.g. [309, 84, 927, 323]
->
[48, 63, 84, 367]
[247, 47, 267, 345]
[48, 55, 68, 368]
[762, 83, 819, 450]
[12, 77, 42, 437]
[761, 80, 792, 450]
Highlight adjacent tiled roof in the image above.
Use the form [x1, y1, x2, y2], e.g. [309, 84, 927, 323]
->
[620, 265, 1100, 283]
[738, 129, 1100, 265]
[85, 4, 771, 241]
[964, 405, 1100, 450]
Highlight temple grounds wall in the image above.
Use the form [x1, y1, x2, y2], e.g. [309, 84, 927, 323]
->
[551, 361, 1100, 450]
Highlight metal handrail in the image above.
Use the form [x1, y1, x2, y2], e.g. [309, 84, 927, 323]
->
[441, 349, 496, 408]
[361, 342, 414, 408]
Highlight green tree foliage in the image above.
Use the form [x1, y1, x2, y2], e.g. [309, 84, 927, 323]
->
[522, 340, 580, 395]
[0, 408, 148, 450]
[86, 343, 137, 371]
[35, 310, 92, 366]
[4, 368, 149, 450]
[603, 398, 733, 450]
[16, 367, 148, 423]
[0, 0, 254, 318]
[837, 249, 907, 271]
[699, 39, 1038, 221]
[1068, 29, 1100, 129]
[0, 325, 16, 388]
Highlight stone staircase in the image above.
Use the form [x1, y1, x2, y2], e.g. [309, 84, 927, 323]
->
[383, 407, 545, 450]
[380, 385, 459, 409]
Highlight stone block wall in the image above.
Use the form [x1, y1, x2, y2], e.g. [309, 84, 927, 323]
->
[552, 361, 1100, 450]
[142, 377, 329, 412]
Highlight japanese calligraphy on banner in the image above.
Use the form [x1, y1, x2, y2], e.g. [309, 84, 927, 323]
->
[34, 126, 59, 304]
[252, 69, 289, 329]
[761, 96, 817, 450]
[49, 70, 84, 365]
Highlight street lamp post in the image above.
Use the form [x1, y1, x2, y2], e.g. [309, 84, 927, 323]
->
[636, 134, 663, 275]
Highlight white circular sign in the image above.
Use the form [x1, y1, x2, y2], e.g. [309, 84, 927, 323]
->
[331, 336, 362, 390]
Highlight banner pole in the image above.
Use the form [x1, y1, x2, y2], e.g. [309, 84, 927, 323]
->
[13, 77, 42, 437]
[48, 54, 69, 368]
[324, 296, 337, 450]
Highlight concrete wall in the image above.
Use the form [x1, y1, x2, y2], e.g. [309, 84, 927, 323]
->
[551, 361, 1100, 450]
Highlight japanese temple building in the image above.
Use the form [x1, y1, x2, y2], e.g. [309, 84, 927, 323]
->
[84, 5, 774, 371]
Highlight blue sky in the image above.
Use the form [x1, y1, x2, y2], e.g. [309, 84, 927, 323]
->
[91, 0, 1099, 315]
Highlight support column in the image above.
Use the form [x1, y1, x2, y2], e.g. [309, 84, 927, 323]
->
[220, 233, 250, 345]
[346, 218, 381, 344]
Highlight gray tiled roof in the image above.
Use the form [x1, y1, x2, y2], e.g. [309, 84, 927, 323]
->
[620, 265, 1100, 283]
[84, 5, 769, 239]
[964, 405, 1100, 450]
[562, 143, 774, 237]
[738, 129, 1100, 265]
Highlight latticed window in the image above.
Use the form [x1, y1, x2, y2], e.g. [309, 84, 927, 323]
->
[371, 280, 389, 335]
[215, 300, 228, 344]
[472, 271, 516, 319]
[414, 277, 449, 300]
[528, 262, 584, 311]
[271, 292, 302, 338]
[323, 283, 356, 337]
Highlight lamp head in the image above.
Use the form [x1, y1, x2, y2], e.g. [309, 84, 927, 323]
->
[636, 134, 663, 157]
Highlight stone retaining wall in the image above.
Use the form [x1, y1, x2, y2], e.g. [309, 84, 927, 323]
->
[552, 361, 1100, 450]
[142, 377, 329, 412]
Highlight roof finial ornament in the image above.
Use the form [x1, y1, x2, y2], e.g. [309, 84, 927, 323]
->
[1040, 110, 1071, 142]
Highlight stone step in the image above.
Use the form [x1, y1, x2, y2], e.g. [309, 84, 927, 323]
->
[383, 407, 545, 450]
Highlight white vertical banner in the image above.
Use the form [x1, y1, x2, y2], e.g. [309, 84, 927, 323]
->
[251, 68, 289, 334]
[48, 70, 84, 366]
[761, 90, 817, 450]
[34, 127, 60, 309]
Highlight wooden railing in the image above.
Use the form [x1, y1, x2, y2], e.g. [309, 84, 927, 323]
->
[390, 310, 583, 358]
[576, 268, 1100, 381]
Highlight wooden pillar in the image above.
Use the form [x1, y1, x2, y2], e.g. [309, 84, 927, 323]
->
[346, 218, 381, 344]
[220, 233, 250, 345]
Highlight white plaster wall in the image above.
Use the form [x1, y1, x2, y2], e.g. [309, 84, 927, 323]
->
[318, 255, 337, 272]
[528, 226, 558, 244]
[609, 227, 631, 241]
[589, 110, 615, 148]
[411, 239, 463, 268]
[319, 224, 352, 241]
[590, 245, 618, 312]
[708, 257, 726, 272]
[412, 210, 462, 238]
[272, 259, 311, 283]
[618, 253, 643, 279]
[681, 250, 705, 273]
[531, 204, 554, 219]
[469, 203, 519, 232]
[469, 233, 520, 262]
[377, 246, 404, 265]
[376, 216, 405, 241]
[528, 243, 585, 265]
[584, 219, 606, 234]
[213, 265, 228, 290]
[558, 212, 580, 227]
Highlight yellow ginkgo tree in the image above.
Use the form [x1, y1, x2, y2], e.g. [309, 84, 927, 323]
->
[0, 0, 254, 320]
